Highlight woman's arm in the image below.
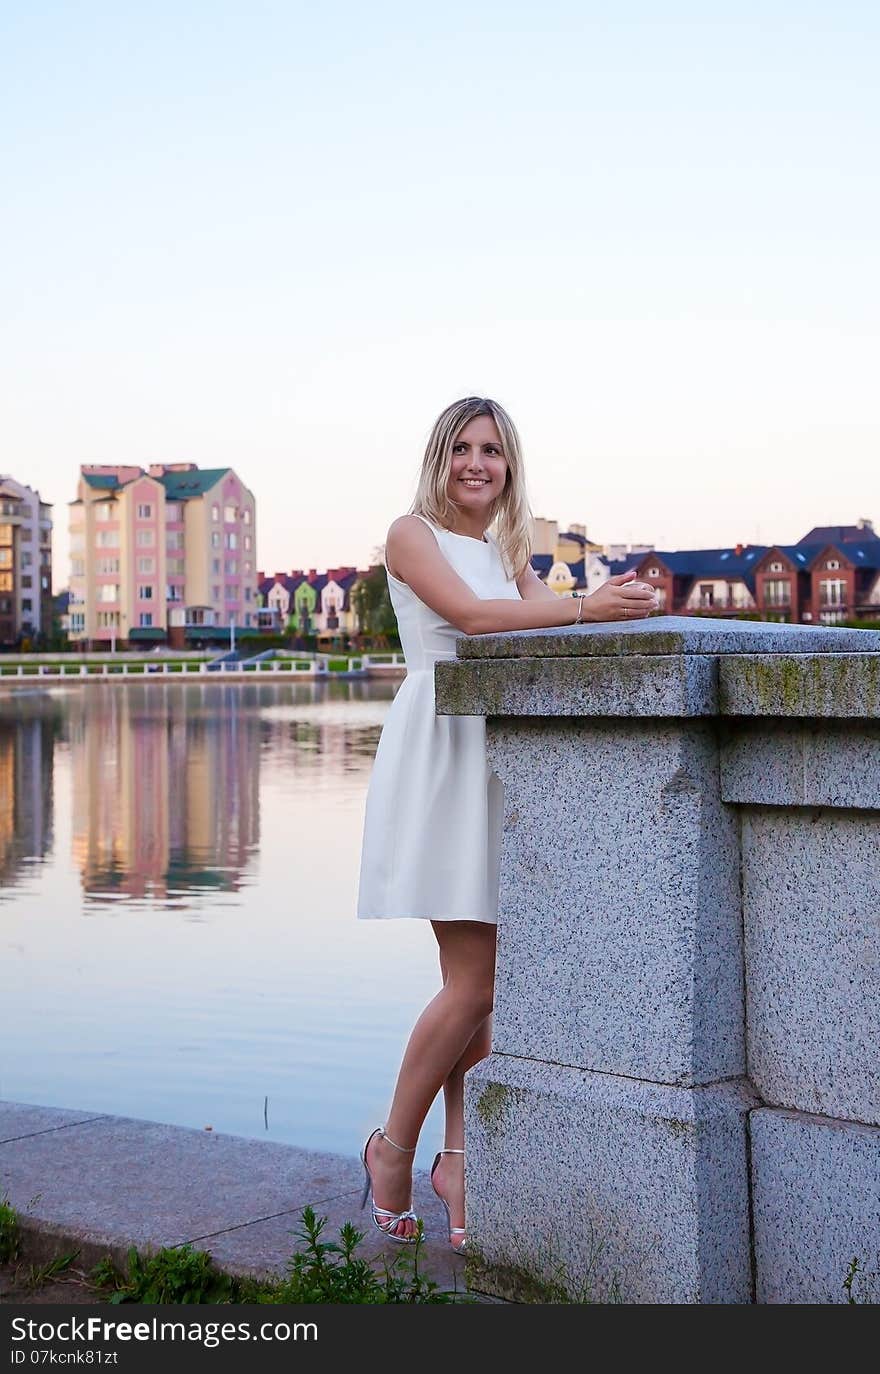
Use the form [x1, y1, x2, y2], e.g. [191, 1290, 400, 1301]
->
[385, 516, 658, 636]
[515, 561, 562, 603]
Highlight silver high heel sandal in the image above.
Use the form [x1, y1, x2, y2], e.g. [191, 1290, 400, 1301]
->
[360, 1127, 419, 1244]
[430, 1147, 467, 1253]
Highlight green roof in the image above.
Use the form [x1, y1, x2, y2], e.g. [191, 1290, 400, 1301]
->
[83, 474, 120, 490]
[82, 467, 233, 501]
[159, 468, 230, 500]
[128, 627, 167, 640]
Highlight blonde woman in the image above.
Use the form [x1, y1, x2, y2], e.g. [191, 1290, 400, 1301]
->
[356, 397, 658, 1251]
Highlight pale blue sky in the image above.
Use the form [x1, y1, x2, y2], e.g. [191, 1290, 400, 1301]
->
[2, 1, 878, 586]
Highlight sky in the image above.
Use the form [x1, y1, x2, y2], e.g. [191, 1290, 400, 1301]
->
[2, 1, 878, 589]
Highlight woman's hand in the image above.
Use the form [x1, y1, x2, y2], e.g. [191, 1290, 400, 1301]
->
[582, 568, 660, 623]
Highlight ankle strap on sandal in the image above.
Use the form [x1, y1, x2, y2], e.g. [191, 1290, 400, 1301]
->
[380, 1127, 417, 1154]
[437, 1147, 465, 1155]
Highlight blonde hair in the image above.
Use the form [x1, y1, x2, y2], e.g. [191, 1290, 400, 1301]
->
[410, 397, 533, 579]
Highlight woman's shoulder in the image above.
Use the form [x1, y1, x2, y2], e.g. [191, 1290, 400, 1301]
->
[386, 513, 439, 548]
[385, 514, 440, 581]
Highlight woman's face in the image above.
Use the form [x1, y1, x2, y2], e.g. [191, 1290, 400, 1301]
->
[448, 414, 508, 513]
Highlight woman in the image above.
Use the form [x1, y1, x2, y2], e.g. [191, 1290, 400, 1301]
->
[356, 396, 658, 1250]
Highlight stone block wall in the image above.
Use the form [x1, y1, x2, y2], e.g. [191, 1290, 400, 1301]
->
[435, 617, 880, 1304]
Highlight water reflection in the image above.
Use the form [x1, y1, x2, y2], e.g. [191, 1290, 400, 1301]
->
[0, 677, 446, 1162]
[0, 679, 397, 910]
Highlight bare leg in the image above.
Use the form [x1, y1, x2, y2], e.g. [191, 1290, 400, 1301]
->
[364, 920, 496, 1239]
[431, 941, 494, 1247]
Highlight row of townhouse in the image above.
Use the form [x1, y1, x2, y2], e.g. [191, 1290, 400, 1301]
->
[259, 515, 880, 645]
[256, 566, 368, 637]
[0, 476, 53, 645]
[68, 463, 258, 648]
[606, 521, 880, 623]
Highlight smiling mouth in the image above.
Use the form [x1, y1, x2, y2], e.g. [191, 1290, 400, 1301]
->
[460, 478, 489, 487]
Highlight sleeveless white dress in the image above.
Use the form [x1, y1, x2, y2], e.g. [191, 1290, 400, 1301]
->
[356, 514, 522, 923]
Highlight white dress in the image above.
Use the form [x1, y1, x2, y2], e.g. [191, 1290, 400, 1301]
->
[356, 514, 522, 923]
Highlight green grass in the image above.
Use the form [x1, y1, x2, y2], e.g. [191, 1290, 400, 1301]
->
[91, 1206, 461, 1305]
[0, 1194, 20, 1263]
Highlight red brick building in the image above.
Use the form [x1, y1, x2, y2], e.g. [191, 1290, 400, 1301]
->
[606, 521, 880, 623]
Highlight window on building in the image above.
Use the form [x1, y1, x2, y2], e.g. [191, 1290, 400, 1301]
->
[244, 534, 252, 551]
[826, 559, 840, 570]
[224, 504, 236, 522]
[71, 558, 85, 576]
[0, 573, 12, 592]
[212, 504, 220, 522]
[95, 503, 113, 521]
[41, 576, 49, 590]
[211, 531, 220, 548]
[212, 559, 221, 574]
[139, 612, 153, 627]
[0, 550, 10, 568]
[225, 559, 237, 575]
[820, 579, 846, 607]
[137, 503, 152, 519]
[165, 503, 179, 521]
[245, 586, 251, 601]
[96, 530, 120, 547]
[98, 584, 120, 603]
[648, 567, 660, 578]
[245, 613, 251, 625]
[137, 557, 155, 574]
[20, 527, 32, 541]
[21, 551, 32, 567]
[97, 558, 120, 574]
[136, 529, 155, 547]
[769, 561, 784, 573]
[212, 585, 221, 600]
[21, 598, 32, 611]
[765, 579, 791, 606]
[699, 583, 714, 607]
[21, 575, 32, 588]
[166, 531, 184, 551]
[225, 532, 238, 550]
[166, 585, 183, 602]
[225, 586, 237, 602]
[243, 509, 251, 524]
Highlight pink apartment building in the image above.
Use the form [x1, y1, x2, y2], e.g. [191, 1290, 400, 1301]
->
[68, 463, 257, 648]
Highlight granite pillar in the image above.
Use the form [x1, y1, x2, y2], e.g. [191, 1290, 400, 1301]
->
[435, 616, 880, 1303]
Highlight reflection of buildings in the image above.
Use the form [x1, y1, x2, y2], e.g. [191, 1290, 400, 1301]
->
[70, 685, 260, 900]
[0, 705, 57, 890]
[0, 679, 394, 905]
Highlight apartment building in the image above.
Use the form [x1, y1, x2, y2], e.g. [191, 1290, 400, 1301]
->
[68, 463, 257, 647]
[0, 476, 53, 646]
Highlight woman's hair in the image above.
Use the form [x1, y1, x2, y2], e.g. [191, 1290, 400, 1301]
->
[410, 397, 533, 579]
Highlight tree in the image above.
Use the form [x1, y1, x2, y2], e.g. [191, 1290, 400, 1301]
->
[351, 553, 399, 643]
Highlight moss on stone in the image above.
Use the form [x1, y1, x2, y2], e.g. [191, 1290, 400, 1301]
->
[474, 1082, 511, 1130]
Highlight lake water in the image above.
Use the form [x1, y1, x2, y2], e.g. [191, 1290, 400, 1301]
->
[0, 680, 451, 1167]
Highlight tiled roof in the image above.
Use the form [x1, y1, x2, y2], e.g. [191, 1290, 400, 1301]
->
[82, 467, 231, 499]
[798, 524, 879, 545]
[158, 468, 230, 499]
[765, 541, 880, 571]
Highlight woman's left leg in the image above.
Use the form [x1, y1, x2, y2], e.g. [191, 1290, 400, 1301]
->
[430, 935, 497, 1249]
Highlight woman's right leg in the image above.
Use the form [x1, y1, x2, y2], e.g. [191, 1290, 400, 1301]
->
[365, 919, 496, 1238]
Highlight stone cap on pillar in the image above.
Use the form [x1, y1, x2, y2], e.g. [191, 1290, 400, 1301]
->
[433, 615, 880, 719]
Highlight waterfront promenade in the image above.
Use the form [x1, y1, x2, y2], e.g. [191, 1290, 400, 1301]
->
[0, 652, 406, 685]
[0, 1100, 465, 1295]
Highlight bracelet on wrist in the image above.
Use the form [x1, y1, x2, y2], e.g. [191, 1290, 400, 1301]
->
[573, 592, 586, 625]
